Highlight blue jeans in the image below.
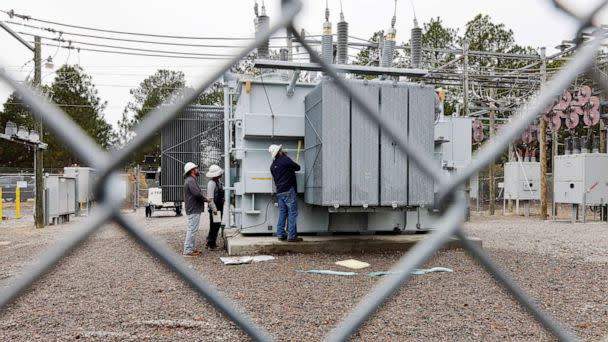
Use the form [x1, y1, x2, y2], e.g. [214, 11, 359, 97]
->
[276, 187, 298, 239]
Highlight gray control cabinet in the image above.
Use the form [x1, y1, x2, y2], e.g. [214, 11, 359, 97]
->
[504, 161, 540, 201]
[554, 153, 608, 205]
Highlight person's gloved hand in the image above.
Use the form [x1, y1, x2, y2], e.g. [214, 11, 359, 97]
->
[213, 209, 218, 215]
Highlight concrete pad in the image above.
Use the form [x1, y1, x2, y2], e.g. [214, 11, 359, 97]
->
[226, 233, 482, 256]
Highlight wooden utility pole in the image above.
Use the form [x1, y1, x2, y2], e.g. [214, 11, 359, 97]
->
[539, 47, 548, 220]
[34, 36, 44, 229]
[489, 92, 496, 215]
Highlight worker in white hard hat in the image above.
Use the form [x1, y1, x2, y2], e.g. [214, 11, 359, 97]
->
[268, 144, 302, 242]
[205, 164, 225, 250]
[182, 161, 206, 257]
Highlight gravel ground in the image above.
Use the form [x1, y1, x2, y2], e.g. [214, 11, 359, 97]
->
[0, 210, 607, 341]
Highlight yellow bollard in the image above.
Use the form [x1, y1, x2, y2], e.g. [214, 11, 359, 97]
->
[0, 187, 3, 221]
[15, 187, 20, 219]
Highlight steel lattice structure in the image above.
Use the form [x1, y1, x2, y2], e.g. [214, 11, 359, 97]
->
[0, 1, 607, 341]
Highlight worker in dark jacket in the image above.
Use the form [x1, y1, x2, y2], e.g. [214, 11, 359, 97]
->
[269, 144, 302, 242]
[183, 162, 206, 257]
[205, 164, 225, 250]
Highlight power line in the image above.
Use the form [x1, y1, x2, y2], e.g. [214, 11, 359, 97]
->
[1, 9, 295, 41]
[3, 21, 301, 49]
[19, 32, 239, 57]
[31, 41, 314, 62]
[33, 42, 239, 60]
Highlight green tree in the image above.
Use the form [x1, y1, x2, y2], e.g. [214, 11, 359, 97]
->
[422, 17, 459, 68]
[117, 69, 223, 164]
[46, 65, 115, 167]
[354, 30, 384, 66]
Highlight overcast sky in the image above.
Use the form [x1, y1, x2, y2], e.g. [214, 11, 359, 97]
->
[0, 0, 604, 128]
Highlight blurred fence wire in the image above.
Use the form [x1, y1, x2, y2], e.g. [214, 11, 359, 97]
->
[1, 0, 606, 340]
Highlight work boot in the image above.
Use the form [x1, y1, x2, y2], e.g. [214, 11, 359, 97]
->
[287, 237, 303, 242]
[183, 250, 202, 257]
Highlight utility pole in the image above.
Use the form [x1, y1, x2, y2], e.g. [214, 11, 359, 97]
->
[462, 39, 471, 219]
[489, 95, 496, 215]
[34, 36, 44, 228]
[539, 47, 548, 220]
[462, 40, 469, 117]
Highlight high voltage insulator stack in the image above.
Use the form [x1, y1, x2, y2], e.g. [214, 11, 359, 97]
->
[336, 11, 348, 64]
[410, 19, 422, 68]
[380, 6, 397, 68]
[322, 4, 333, 65]
[254, 2, 270, 59]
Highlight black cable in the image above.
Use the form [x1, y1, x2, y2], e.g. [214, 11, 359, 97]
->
[21, 32, 236, 57]
[34, 42, 235, 60]
[5, 21, 295, 49]
[32, 42, 313, 62]
[1, 9, 295, 41]
[224, 195, 274, 238]
[258, 73, 275, 136]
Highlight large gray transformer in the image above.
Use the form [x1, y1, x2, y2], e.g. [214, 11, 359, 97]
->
[304, 79, 434, 207]
[231, 76, 436, 234]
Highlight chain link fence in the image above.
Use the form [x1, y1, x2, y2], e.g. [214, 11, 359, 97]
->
[1, 1, 606, 340]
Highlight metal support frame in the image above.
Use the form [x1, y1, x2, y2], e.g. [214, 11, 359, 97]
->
[0, 1, 606, 341]
[253, 59, 428, 77]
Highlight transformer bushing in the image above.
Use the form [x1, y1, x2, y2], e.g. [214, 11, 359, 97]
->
[256, 15, 270, 59]
[411, 23, 422, 68]
[380, 28, 396, 68]
[336, 20, 348, 64]
[322, 21, 333, 65]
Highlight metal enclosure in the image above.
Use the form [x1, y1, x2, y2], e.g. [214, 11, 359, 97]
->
[160, 105, 224, 202]
[504, 161, 541, 201]
[233, 76, 326, 234]
[45, 174, 76, 224]
[554, 153, 608, 205]
[228, 74, 436, 234]
[434, 117, 473, 172]
[63, 167, 96, 203]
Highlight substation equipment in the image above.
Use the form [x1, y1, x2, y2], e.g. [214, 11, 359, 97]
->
[159, 5, 474, 234]
[540, 85, 608, 223]
[503, 123, 541, 217]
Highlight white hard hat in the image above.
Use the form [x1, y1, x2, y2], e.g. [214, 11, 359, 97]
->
[206, 164, 224, 178]
[268, 144, 282, 159]
[183, 162, 198, 176]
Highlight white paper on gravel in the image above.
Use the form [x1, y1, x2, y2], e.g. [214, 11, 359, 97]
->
[220, 255, 275, 265]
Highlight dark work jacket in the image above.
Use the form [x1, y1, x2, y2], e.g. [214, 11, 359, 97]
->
[270, 154, 300, 194]
[184, 175, 205, 215]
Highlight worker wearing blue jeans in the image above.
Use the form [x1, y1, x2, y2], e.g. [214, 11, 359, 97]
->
[269, 144, 302, 242]
[276, 187, 298, 240]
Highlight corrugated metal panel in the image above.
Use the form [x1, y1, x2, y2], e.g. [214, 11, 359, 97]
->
[351, 81, 379, 206]
[161, 105, 223, 202]
[408, 86, 434, 205]
[380, 83, 408, 206]
[304, 85, 322, 204]
[321, 80, 351, 206]
[304, 80, 350, 206]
